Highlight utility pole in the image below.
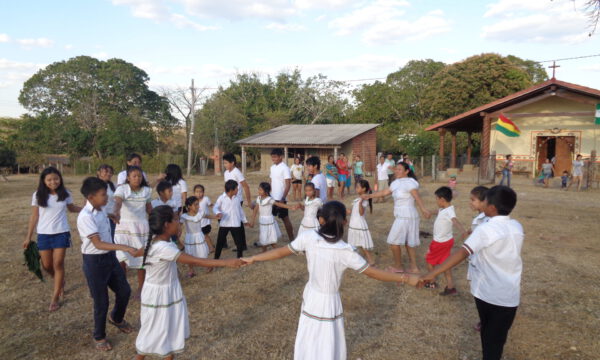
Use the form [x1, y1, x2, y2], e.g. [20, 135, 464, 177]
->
[186, 79, 196, 177]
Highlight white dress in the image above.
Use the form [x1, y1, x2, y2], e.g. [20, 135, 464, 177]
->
[387, 178, 420, 247]
[198, 196, 212, 228]
[298, 197, 323, 234]
[288, 231, 369, 360]
[136, 241, 189, 357]
[347, 198, 373, 250]
[257, 196, 281, 246]
[180, 212, 209, 259]
[114, 185, 152, 268]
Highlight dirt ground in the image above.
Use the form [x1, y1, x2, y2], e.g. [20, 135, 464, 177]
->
[0, 173, 599, 360]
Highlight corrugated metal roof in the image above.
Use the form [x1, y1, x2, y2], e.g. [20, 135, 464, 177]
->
[236, 124, 380, 146]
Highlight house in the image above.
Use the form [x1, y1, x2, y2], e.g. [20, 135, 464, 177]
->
[425, 78, 600, 180]
[235, 124, 379, 174]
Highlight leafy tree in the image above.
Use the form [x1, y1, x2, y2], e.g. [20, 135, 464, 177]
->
[506, 55, 548, 84]
[195, 93, 247, 155]
[290, 74, 349, 124]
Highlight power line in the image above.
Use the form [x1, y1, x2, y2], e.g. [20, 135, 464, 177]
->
[536, 53, 600, 63]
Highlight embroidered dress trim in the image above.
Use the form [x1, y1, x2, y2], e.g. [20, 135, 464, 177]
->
[288, 243, 300, 255]
[136, 347, 185, 357]
[185, 241, 206, 245]
[141, 297, 184, 308]
[357, 262, 369, 273]
[348, 226, 369, 231]
[86, 232, 100, 239]
[301, 310, 344, 322]
[260, 222, 276, 226]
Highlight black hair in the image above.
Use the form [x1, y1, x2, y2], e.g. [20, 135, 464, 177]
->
[506, 154, 512, 159]
[142, 205, 175, 267]
[317, 201, 346, 243]
[485, 185, 517, 216]
[127, 153, 142, 163]
[259, 182, 271, 196]
[156, 180, 173, 195]
[470, 186, 489, 201]
[125, 166, 149, 188]
[80, 177, 108, 198]
[164, 163, 183, 185]
[183, 196, 199, 214]
[306, 156, 321, 169]
[434, 186, 453, 202]
[356, 179, 373, 213]
[96, 164, 115, 191]
[562, 170, 568, 174]
[328, 155, 335, 162]
[397, 161, 417, 181]
[304, 182, 316, 191]
[270, 148, 284, 156]
[36, 167, 69, 207]
[193, 184, 205, 192]
[222, 153, 237, 164]
[225, 179, 238, 193]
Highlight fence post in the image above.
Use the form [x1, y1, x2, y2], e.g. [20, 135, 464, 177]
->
[432, 155, 436, 182]
[420, 156, 424, 178]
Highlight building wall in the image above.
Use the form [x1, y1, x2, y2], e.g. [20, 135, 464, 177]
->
[350, 128, 377, 173]
[490, 96, 597, 174]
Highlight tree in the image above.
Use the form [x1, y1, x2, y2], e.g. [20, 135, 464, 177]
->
[194, 93, 247, 155]
[159, 84, 206, 151]
[506, 55, 548, 84]
[291, 74, 349, 124]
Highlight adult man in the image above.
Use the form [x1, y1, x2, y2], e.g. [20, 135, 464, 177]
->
[385, 153, 396, 185]
[270, 148, 294, 241]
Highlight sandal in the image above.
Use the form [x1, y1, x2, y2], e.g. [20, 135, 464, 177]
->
[95, 339, 112, 351]
[424, 282, 438, 289]
[108, 318, 135, 334]
[48, 302, 60, 312]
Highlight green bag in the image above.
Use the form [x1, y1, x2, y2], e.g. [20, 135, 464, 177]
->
[23, 242, 44, 282]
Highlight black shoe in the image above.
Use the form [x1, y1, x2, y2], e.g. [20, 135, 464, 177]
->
[253, 242, 260, 248]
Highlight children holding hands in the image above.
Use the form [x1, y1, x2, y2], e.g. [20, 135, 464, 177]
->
[213, 180, 248, 259]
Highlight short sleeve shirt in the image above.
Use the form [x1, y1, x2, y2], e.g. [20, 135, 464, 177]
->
[32, 192, 74, 234]
[290, 164, 304, 180]
[389, 178, 419, 218]
[151, 198, 178, 212]
[433, 205, 456, 242]
[353, 161, 364, 175]
[311, 173, 328, 203]
[385, 159, 395, 174]
[171, 179, 188, 209]
[77, 202, 112, 255]
[224, 167, 245, 203]
[270, 162, 292, 201]
[377, 162, 390, 180]
[116, 170, 148, 186]
[113, 185, 152, 221]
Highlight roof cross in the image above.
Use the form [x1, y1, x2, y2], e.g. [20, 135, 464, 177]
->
[549, 61, 560, 79]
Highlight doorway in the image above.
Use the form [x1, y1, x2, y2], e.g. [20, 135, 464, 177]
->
[535, 136, 575, 175]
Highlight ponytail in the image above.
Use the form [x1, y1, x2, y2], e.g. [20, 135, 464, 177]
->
[357, 179, 373, 213]
[141, 232, 153, 268]
[317, 201, 346, 243]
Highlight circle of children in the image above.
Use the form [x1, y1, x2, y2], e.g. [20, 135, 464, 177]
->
[23, 148, 524, 360]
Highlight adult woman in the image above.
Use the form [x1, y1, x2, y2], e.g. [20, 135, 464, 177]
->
[540, 158, 555, 188]
[567, 154, 584, 191]
[336, 153, 349, 199]
[362, 162, 431, 273]
[290, 157, 304, 201]
[325, 155, 338, 201]
[499, 154, 513, 187]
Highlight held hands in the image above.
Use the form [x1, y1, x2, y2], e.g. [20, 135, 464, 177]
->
[240, 257, 255, 266]
[126, 247, 143, 257]
[223, 258, 245, 268]
[417, 272, 437, 288]
[360, 194, 370, 200]
[111, 213, 121, 224]
[248, 222, 254, 228]
[215, 213, 223, 220]
[421, 209, 432, 219]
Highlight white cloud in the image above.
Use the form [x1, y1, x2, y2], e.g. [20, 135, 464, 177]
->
[265, 23, 307, 32]
[16, 37, 54, 48]
[482, 0, 589, 43]
[0, 58, 46, 89]
[64, 44, 74, 50]
[92, 52, 109, 59]
[0, 34, 10, 43]
[112, 0, 218, 31]
[0, 58, 45, 70]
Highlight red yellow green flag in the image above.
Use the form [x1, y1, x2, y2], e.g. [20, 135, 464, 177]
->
[495, 114, 521, 137]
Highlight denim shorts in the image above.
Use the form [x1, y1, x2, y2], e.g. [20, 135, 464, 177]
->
[37, 232, 71, 251]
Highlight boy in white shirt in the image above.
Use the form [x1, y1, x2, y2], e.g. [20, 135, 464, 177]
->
[269, 148, 294, 241]
[213, 180, 248, 259]
[305, 156, 328, 203]
[375, 155, 390, 203]
[77, 177, 140, 351]
[420, 185, 523, 360]
[468, 185, 490, 332]
[151, 181, 177, 212]
[424, 186, 468, 295]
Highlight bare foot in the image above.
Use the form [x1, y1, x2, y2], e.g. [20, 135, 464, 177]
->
[95, 339, 112, 351]
[48, 302, 60, 312]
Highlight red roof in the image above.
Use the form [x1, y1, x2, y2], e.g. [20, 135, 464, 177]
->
[425, 78, 600, 132]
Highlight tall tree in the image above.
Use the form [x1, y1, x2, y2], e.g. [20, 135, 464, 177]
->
[291, 74, 349, 124]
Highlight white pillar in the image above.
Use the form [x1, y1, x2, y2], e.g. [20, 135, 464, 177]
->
[284, 147, 288, 166]
[334, 147, 338, 160]
[241, 146, 247, 175]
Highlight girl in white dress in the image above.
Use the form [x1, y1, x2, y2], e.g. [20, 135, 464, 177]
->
[194, 184, 215, 252]
[363, 162, 431, 274]
[180, 196, 220, 277]
[347, 179, 375, 266]
[113, 166, 152, 299]
[242, 201, 418, 360]
[249, 183, 296, 252]
[134, 206, 242, 360]
[297, 183, 323, 234]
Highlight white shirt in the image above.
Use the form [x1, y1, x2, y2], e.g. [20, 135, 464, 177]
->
[199, 196, 212, 227]
[376, 162, 390, 180]
[311, 173, 328, 203]
[103, 185, 116, 215]
[77, 201, 113, 255]
[113, 185, 152, 221]
[471, 212, 490, 232]
[170, 179, 188, 210]
[151, 198, 178, 212]
[224, 167, 245, 203]
[463, 215, 524, 307]
[32, 192, 74, 235]
[389, 178, 419, 219]
[270, 162, 292, 201]
[116, 170, 148, 186]
[291, 164, 304, 180]
[433, 205, 456, 242]
[213, 193, 247, 227]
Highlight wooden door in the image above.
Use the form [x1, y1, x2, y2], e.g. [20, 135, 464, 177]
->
[536, 136, 549, 174]
[555, 136, 575, 175]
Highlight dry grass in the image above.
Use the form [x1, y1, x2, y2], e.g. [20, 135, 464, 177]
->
[1, 173, 599, 360]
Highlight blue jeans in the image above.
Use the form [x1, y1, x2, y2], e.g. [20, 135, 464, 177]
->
[499, 169, 511, 187]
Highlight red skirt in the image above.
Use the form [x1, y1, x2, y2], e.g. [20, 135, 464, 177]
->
[425, 238, 454, 265]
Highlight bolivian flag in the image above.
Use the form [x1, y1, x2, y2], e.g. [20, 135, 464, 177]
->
[496, 114, 521, 137]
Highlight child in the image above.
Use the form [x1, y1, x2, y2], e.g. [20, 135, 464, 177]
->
[23, 166, 81, 311]
[117, 153, 148, 186]
[305, 156, 327, 203]
[561, 171, 569, 189]
[161, 163, 187, 213]
[352, 154, 364, 183]
[113, 166, 152, 299]
[96, 164, 117, 240]
[424, 186, 468, 295]
[151, 181, 177, 212]
[290, 157, 305, 201]
[242, 201, 419, 360]
[180, 196, 220, 277]
[375, 155, 390, 203]
[213, 180, 249, 259]
[419, 185, 523, 360]
[194, 184, 215, 252]
[297, 182, 323, 234]
[249, 183, 296, 252]
[468, 185, 489, 332]
[324, 155, 338, 200]
[77, 177, 137, 351]
[448, 174, 457, 190]
[134, 206, 243, 360]
[347, 180, 375, 266]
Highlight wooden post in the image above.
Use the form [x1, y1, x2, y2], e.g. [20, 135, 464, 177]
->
[438, 129, 446, 171]
[481, 114, 492, 179]
[334, 147, 338, 160]
[450, 130, 457, 169]
[241, 146, 247, 175]
[432, 155, 436, 181]
[467, 132, 472, 165]
[420, 156, 424, 178]
[284, 147, 288, 166]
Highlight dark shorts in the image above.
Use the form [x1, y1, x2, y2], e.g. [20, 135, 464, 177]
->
[354, 174, 363, 182]
[37, 232, 71, 251]
[272, 200, 289, 219]
[292, 179, 302, 185]
[202, 224, 212, 235]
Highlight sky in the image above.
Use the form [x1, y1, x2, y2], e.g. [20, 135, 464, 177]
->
[1, 0, 600, 117]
